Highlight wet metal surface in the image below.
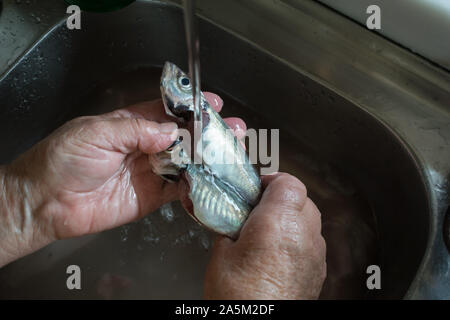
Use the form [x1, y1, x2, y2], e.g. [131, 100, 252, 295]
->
[0, 0, 448, 299]
[0, 67, 378, 299]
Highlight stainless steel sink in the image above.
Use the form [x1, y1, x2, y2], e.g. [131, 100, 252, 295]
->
[0, 0, 448, 299]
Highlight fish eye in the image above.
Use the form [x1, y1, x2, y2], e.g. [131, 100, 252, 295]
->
[178, 77, 191, 89]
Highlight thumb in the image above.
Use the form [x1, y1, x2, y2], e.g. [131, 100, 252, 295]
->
[79, 118, 178, 155]
[235, 173, 309, 249]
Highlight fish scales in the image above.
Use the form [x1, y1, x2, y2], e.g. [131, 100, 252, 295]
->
[149, 62, 262, 239]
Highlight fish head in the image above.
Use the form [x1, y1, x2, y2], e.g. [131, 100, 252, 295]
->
[160, 61, 197, 121]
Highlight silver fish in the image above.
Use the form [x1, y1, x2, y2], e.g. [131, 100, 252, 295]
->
[149, 62, 262, 239]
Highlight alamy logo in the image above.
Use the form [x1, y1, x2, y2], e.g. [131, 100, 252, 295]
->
[366, 5, 381, 30]
[66, 5, 81, 30]
[66, 265, 81, 290]
[366, 265, 381, 290]
[171, 125, 280, 175]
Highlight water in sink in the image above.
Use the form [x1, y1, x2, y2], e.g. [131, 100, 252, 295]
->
[0, 67, 379, 299]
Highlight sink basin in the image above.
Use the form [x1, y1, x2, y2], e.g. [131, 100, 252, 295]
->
[0, 0, 446, 299]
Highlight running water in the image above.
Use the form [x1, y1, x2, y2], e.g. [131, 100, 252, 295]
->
[183, 0, 203, 164]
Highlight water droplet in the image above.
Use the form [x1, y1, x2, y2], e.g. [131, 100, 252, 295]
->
[199, 234, 210, 250]
[160, 203, 175, 222]
[119, 225, 131, 242]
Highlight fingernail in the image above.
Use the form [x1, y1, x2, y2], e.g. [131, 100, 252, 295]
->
[160, 122, 178, 134]
[212, 95, 223, 109]
[205, 92, 223, 109]
[159, 122, 178, 141]
[234, 128, 245, 138]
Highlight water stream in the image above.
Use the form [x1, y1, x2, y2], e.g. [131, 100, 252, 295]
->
[183, 0, 203, 164]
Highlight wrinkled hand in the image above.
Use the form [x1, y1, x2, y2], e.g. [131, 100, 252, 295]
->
[0, 93, 245, 266]
[204, 173, 327, 299]
[1, 92, 326, 300]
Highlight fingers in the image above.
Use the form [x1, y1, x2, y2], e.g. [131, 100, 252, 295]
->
[223, 117, 247, 140]
[96, 93, 247, 153]
[204, 92, 223, 112]
[237, 173, 310, 248]
[103, 94, 247, 139]
[203, 92, 247, 139]
[79, 117, 178, 155]
[256, 172, 308, 215]
[205, 172, 326, 300]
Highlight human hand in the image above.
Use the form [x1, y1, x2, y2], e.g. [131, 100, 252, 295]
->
[204, 173, 327, 299]
[0, 93, 245, 266]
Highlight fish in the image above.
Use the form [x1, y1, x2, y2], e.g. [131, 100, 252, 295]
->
[149, 62, 262, 239]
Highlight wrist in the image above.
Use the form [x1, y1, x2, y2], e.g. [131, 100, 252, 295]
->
[0, 164, 55, 267]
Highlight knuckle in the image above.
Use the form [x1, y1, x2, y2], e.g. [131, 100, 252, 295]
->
[69, 115, 97, 129]
[273, 174, 307, 199]
[88, 118, 110, 134]
[52, 116, 99, 146]
[131, 118, 154, 136]
[274, 182, 308, 212]
[127, 117, 141, 131]
[108, 109, 133, 118]
[132, 117, 146, 129]
[67, 115, 89, 125]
